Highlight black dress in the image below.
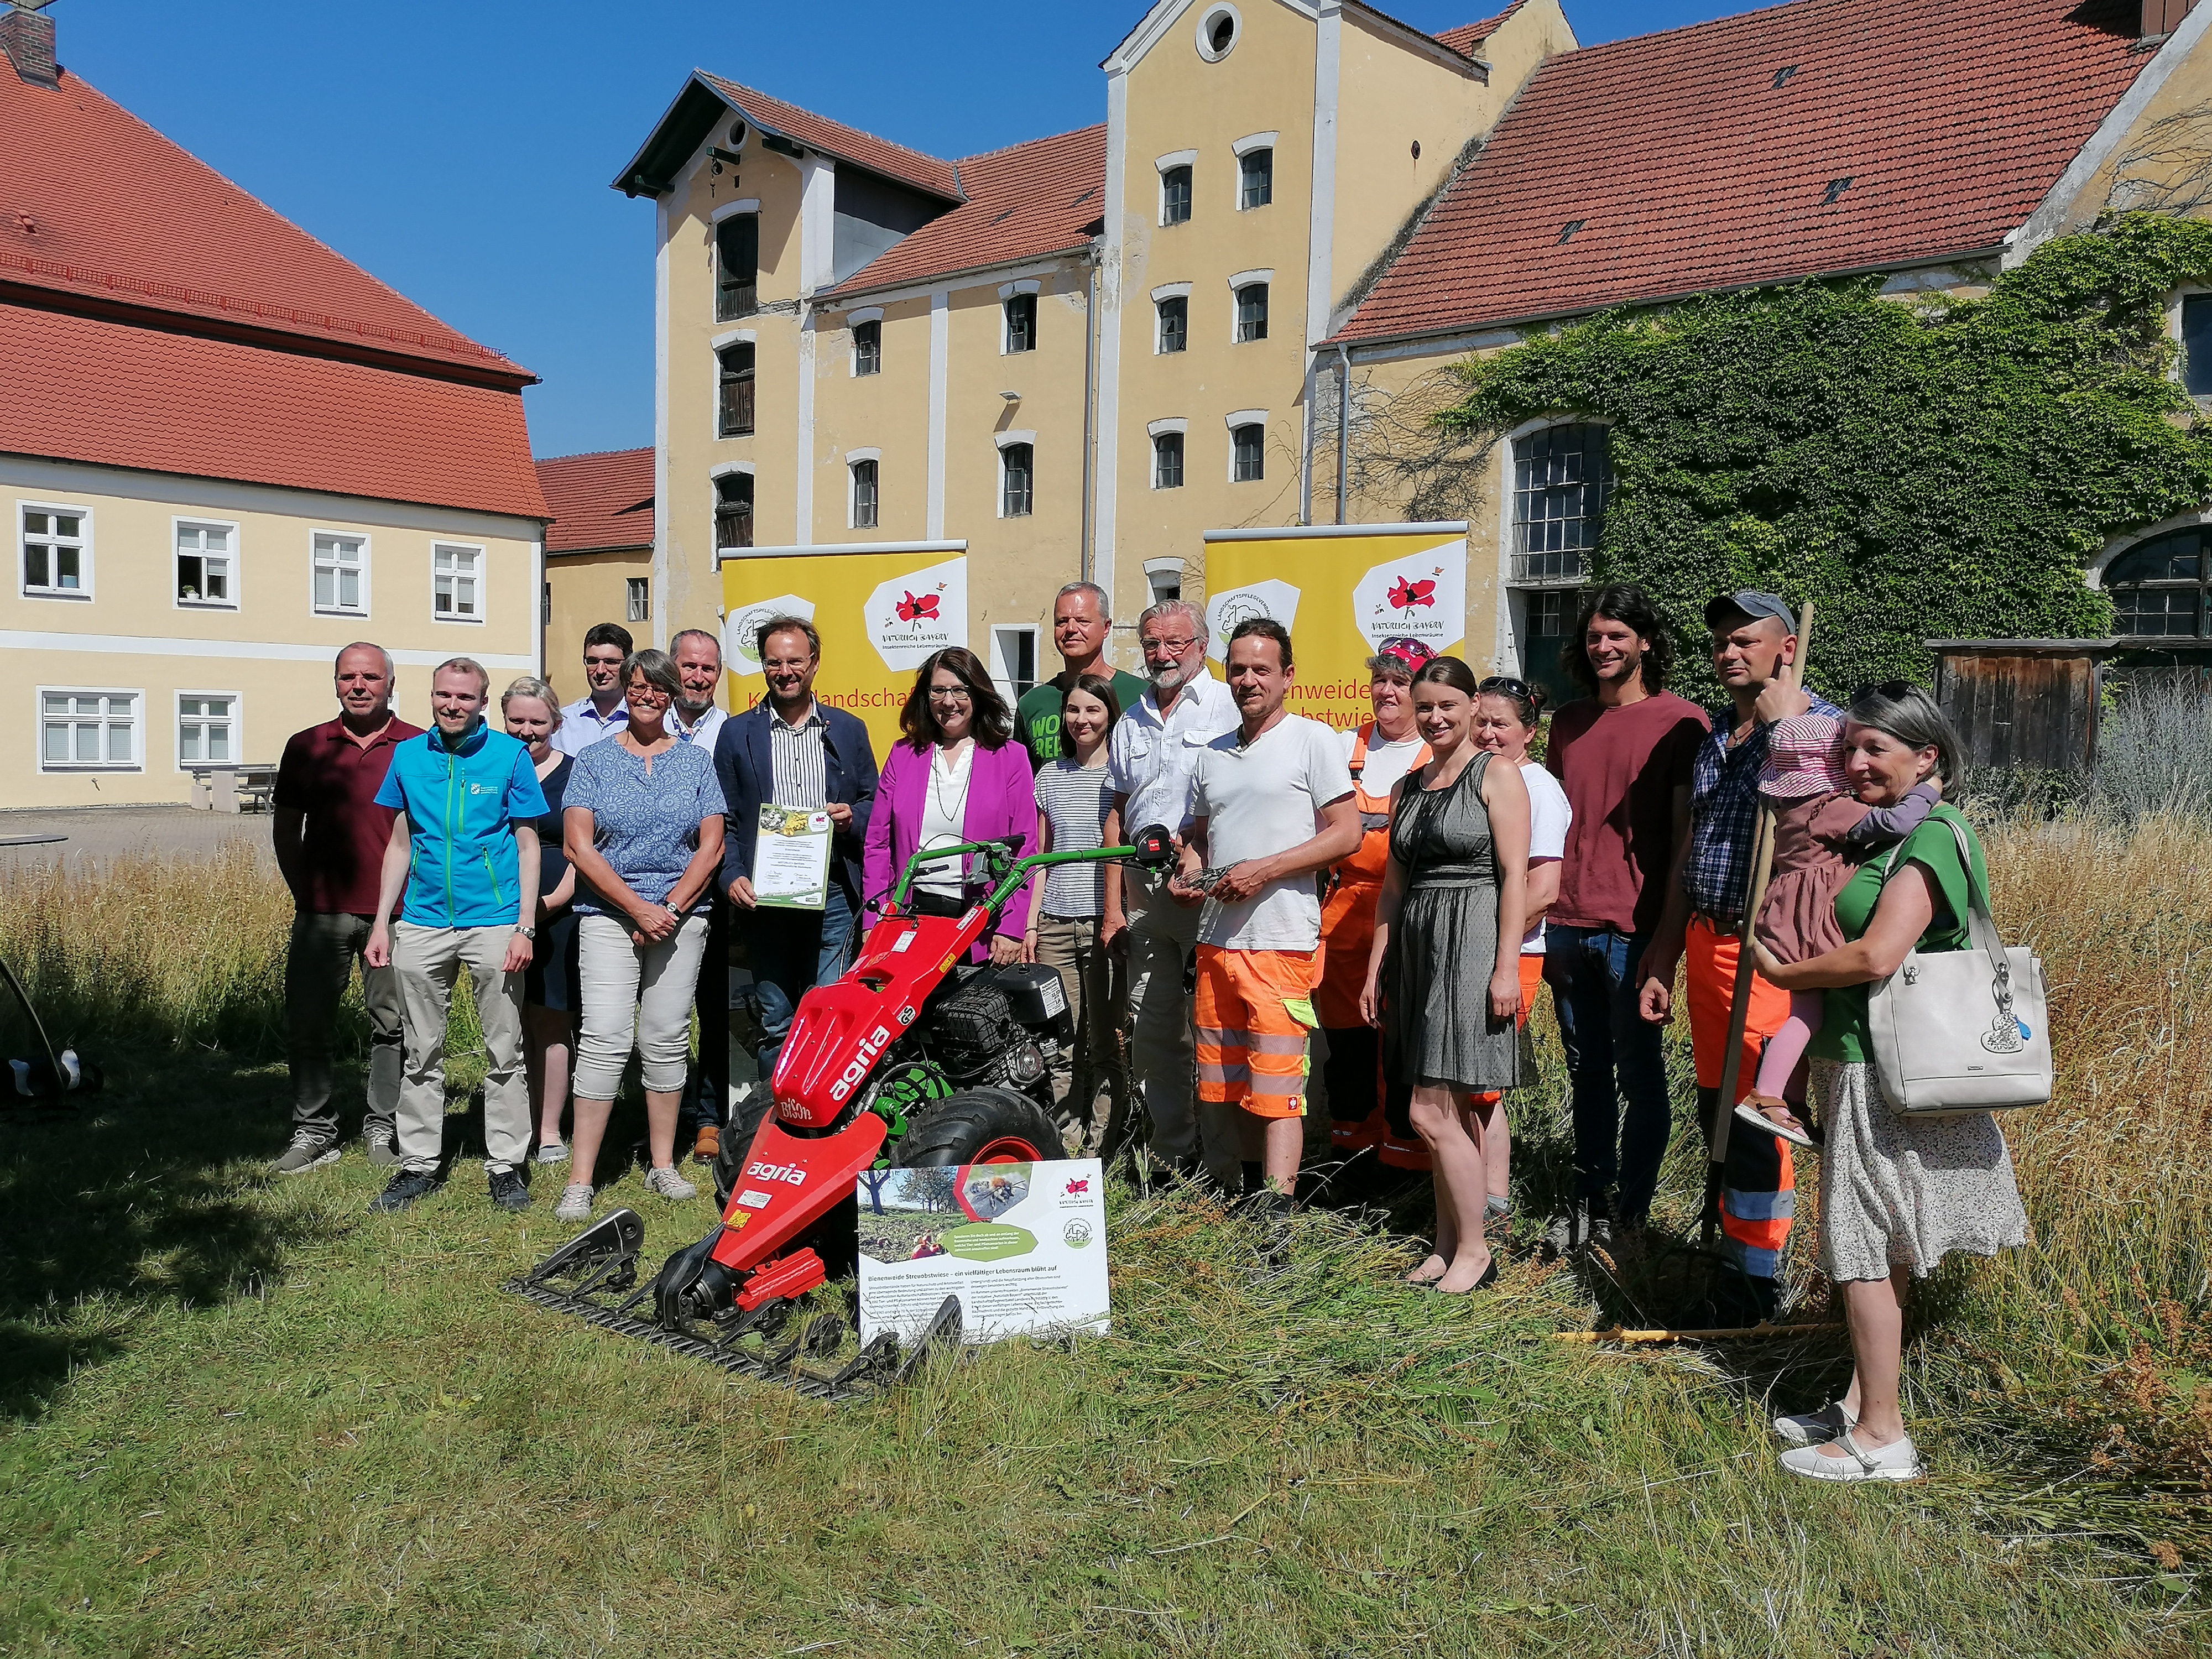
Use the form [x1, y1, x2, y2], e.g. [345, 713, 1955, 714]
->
[1382, 752, 1519, 1092]
[523, 755, 581, 1013]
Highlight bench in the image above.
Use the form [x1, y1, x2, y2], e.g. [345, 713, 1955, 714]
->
[189, 765, 279, 814]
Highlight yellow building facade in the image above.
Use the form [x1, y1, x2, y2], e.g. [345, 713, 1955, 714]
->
[619, 0, 2212, 702]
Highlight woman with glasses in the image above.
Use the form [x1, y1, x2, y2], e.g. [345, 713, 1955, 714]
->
[865, 646, 1038, 967]
[499, 676, 580, 1165]
[1361, 656, 1531, 1293]
[555, 648, 726, 1222]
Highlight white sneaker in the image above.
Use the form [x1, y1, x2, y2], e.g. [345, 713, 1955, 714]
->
[1773, 1400, 1858, 1447]
[1780, 1429, 1923, 1483]
[644, 1165, 698, 1201]
[554, 1183, 594, 1223]
[272, 1132, 340, 1175]
[534, 1141, 569, 1166]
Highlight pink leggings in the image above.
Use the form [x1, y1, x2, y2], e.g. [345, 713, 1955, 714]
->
[1751, 990, 1824, 1103]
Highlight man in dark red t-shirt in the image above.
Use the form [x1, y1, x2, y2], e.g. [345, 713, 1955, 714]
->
[1541, 585, 1708, 1247]
[269, 643, 422, 1174]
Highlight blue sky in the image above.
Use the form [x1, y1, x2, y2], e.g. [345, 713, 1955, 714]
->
[55, 0, 1747, 458]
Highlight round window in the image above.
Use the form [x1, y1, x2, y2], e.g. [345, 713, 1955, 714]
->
[727, 119, 749, 149]
[1196, 4, 1240, 61]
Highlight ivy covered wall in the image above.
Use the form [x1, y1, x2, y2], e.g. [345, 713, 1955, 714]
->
[1428, 215, 2212, 700]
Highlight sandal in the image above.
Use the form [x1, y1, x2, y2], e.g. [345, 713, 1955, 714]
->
[1780, 1428, 1923, 1483]
[1734, 1093, 1821, 1151]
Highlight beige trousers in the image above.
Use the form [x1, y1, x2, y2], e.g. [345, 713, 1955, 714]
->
[393, 921, 530, 1173]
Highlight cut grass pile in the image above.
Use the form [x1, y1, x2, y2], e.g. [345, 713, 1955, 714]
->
[0, 821, 2206, 1656]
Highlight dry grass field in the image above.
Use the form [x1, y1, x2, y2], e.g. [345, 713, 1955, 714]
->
[0, 823, 2205, 1656]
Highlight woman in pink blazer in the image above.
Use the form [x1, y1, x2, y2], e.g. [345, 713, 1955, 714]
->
[864, 646, 1038, 964]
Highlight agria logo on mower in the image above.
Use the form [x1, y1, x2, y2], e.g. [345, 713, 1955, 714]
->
[828, 1024, 894, 1102]
[744, 1160, 807, 1188]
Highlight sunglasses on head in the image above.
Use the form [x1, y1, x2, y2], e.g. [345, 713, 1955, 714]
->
[1477, 676, 1533, 698]
[1850, 679, 1916, 702]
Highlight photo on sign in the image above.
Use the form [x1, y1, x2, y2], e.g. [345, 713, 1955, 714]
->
[857, 1164, 1035, 1263]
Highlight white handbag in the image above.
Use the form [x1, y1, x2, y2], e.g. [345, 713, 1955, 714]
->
[1863, 813, 2052, 1118]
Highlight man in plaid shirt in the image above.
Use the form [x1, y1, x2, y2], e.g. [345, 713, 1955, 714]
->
[1638, 591, 1840, 1322]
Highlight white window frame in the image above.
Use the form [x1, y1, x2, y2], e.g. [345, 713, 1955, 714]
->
[848, 307, 884, 376]
[172, 515, 241, 612]
[996, 431, 1037, 519]
[19, 499, 93, 601]
[1156, 150, 1198, 227]
[38, 685, 142, 773]
[1147, 419, 1188, 491]
[174, 689, 241, 771]
[1000, 282, 1041, 355]
[1228, 269, 1275, 344]
[1195, 3, 1242, 61]
[430, 540, 486, 625]
[990, 624, 1040, 708]
[1151, 283, 1192, 354]
[847, 448, 883, 530]
[626, 576, 650, 623]
[1234, 136, 1277, 211]
[1226, 410, 1268, 483]
[1144, 559, 1185, 606]
[310, 528, 371, 618]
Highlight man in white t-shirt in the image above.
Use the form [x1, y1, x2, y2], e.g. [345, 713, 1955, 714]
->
[1173, 618, 1361, 1198]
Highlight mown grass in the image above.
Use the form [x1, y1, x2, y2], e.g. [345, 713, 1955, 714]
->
[0, 827, 2205, 1656]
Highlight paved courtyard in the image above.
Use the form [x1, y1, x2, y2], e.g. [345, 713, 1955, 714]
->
[0, 806, 275, 874]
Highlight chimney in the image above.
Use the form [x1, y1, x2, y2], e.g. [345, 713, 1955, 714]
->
[1, 2, 58, 87]
[2143, 0, 2198, 39]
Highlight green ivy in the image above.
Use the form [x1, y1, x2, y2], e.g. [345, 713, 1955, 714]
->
[1431, 213, 2212, 701]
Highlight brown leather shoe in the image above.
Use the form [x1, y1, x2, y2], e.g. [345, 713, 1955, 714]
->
[691, 1125, 720, 1165]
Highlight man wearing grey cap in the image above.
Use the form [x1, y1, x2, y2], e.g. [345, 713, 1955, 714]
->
[1636, 589, 1841, 1323]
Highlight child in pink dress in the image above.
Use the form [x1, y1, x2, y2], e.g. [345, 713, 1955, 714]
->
[1737, 712, 1939, 1148]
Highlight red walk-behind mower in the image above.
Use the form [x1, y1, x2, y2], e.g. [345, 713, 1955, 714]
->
[506, 824, 1177, 1401]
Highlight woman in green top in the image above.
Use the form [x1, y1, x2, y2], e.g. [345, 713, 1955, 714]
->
[1752, 685, 2027, 1484]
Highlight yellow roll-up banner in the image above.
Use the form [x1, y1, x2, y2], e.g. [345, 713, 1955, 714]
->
[1200, 524, 1469, 732]
[721, 543, 968, 758]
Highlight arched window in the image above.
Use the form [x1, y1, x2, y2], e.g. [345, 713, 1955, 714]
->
[2106, 528, 2210, 640]
[714, 473, 753, 553]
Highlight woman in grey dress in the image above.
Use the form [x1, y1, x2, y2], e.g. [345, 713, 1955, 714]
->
[1752, 684, 2027, 1484]
[1361, 657, 1530, 1293]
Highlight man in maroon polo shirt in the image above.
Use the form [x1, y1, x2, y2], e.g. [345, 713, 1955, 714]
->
[269, 643, 422, 1173]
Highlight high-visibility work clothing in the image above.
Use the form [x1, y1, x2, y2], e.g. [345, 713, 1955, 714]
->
[1195, 945, 1319, 1119]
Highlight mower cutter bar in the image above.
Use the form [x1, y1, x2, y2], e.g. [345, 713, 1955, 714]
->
[501, 1275, 908, 1403]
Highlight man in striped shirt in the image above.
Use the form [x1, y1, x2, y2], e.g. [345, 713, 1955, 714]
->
[712, 616, 878, 1088]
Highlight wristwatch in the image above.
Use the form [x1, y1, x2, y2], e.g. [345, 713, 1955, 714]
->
[516, 925, 537, 940]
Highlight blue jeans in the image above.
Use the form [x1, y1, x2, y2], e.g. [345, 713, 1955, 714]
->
[748, 882, 857, 1081]
[1543, 925, 1674, 1221]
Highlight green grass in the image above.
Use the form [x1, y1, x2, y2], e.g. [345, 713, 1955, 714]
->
[0, 1046, 2199, 1657]
[2, 835, 2208, 1655]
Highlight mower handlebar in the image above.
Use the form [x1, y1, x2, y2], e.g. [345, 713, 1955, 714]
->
[882, 823, 1178, 915]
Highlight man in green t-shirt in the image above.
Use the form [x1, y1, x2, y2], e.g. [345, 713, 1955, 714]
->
[1016, 581, 1152, 767]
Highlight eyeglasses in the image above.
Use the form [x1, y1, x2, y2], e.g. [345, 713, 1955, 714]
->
[1850, 680, 1915, 702]
[627, 682, 672, 702]
[1140, 635, 1197, 653]
[1477, 676, 1533, 698]
[927, 686, 973, 703]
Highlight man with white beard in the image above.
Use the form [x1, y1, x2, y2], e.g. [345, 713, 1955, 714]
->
[1100, 599, 1240, 1180]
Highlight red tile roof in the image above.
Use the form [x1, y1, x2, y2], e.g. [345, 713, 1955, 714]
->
[537, 448, 655, 554]
[824, 124, 1107, 300]
[1, 68, 529, 382]
[696, 75, 963, 202]
[2, 302, 547, 519]
[1338, 0, 2157, 346]
[1434, 3, 1523, 56]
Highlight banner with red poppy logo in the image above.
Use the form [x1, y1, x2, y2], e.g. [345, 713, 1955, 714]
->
[1201, 525, 1468, 733]
[721, 544, 969, 758]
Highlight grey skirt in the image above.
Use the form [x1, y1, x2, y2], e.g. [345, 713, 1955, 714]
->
[1808, 1058, 2029, 1283]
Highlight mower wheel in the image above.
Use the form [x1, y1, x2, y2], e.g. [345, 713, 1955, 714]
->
[894, 1087, 1066, 1167]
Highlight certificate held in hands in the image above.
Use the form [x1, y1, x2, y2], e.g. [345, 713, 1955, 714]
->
[754, 805, 833, 910]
